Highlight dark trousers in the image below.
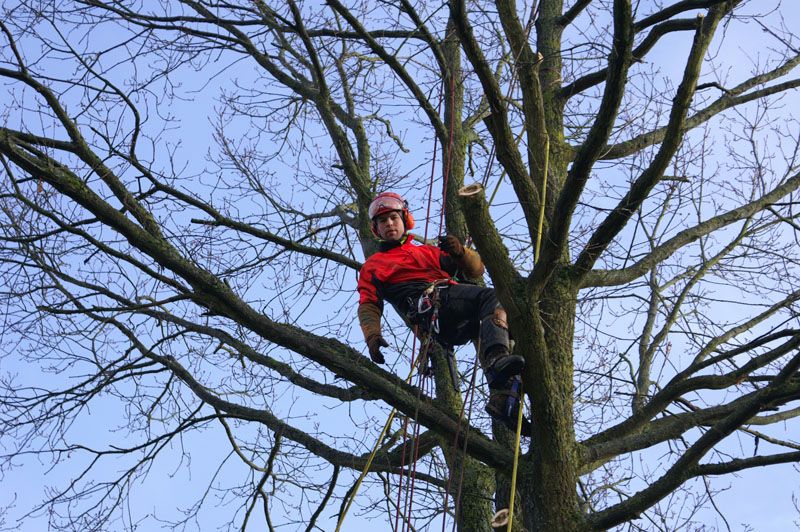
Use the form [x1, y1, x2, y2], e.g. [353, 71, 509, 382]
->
[434, 284, 508, 359]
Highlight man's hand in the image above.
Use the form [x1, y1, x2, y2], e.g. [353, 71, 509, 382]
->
[439, 234, 465, 257]
[366, 334, 389, 364]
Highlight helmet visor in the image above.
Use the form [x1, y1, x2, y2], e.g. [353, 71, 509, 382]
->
[369, 196, 406, 219]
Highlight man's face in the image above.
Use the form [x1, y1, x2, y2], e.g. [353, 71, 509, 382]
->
[375, 211, 405, 241]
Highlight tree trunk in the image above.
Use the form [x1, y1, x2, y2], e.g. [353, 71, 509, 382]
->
[523, 276, 585, 531]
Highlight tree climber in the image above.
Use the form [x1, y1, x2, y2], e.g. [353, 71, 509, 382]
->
[357, 192, 530, 433]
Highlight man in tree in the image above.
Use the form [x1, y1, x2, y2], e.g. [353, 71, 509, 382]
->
[356, 192, 529, 432]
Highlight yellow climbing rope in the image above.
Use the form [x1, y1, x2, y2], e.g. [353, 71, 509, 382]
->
[506, 135, 549, 532]
[335, 362, 417, 532]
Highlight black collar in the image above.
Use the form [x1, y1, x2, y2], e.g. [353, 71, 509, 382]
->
[378, 234, 408, 252]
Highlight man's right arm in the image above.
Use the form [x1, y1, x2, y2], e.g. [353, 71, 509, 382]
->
[356, 302, 386, 361]
[357, 267, 388, 364]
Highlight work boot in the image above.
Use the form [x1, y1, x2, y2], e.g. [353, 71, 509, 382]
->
[485, 376, 532, 437]
[484, 347, 524, 389]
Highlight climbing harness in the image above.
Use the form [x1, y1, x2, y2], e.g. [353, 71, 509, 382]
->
[408, 279, 451, 335]
[405, 279, 463, 390]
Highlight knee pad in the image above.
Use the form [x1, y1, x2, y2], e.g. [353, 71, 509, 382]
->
[491, 306, 508, 330]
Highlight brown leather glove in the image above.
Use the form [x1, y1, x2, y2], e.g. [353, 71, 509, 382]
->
[366, 334, 388, 364]
[439, 234, 465, 257]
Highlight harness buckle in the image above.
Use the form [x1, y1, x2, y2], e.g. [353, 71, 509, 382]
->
[415, 279, 450, 334]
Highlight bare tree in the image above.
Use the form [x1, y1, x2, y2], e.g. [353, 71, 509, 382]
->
[1, 0, 800, 530]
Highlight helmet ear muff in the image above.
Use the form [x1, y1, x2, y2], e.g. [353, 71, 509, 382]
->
[403, 211, 415, 231]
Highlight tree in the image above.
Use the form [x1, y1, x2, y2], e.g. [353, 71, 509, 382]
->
[2, 0, 800, 530]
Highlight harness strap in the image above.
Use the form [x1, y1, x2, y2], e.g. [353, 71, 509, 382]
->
[412, 278, 451, 334]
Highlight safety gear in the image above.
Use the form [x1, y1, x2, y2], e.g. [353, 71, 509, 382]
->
[366, 334, 388, 364]
[456, 248, 484, 279]
[439, 235, 484, 280]
[356, 230, 517, 426]
[438, 234, 465, 258]
[368, 192, 415, 238]
[491, 306, 508, 330]
[406, 280, 450, 335]
[486, 375, 531, 437]
[484, 347, 524, 389]
[357, 302, 383, 345]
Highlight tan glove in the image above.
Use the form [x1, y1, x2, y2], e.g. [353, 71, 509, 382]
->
[358, 302, 386, 364]
[438, 234, 465, 257]
[439, 235, 484, 278]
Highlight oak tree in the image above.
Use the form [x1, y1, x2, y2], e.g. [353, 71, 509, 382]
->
[2, 0, 800, 530]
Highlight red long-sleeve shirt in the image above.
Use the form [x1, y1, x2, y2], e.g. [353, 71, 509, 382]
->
[357, 235, 452, 307]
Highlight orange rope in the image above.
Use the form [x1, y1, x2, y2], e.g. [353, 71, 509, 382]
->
[438, 67, 458, 235]
[402, 371, 429, 531]
[397, 64, 455, 530]
[447, 338, 482, 532]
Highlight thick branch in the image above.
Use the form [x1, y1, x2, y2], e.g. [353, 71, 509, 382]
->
[449, 0, 541, 240]
[583, 378, 800, 470]
[573, 4, 735, 279]
[559, 0, 592, 27]
[0, 132, 512, 470]
[635, 0, 731, 31]
[495, 0, 550, 256]
[585, 330, 800, 448]
[458, 184, 524, 316]
[561, 18, 697, 99]
[694, 451, 800, 476]
[536, 0, 633, 286]
[601, 55, 800, 160]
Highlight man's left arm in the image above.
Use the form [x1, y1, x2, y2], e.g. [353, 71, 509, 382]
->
[439, 235, 485, 279]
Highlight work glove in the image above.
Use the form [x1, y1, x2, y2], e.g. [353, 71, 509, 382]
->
[366, 334, 389, 364]
[438, 234, 465, 258]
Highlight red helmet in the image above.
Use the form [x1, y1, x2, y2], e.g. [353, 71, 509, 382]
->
[368, 192, 415, 237]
